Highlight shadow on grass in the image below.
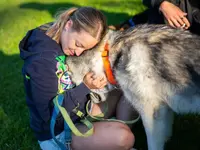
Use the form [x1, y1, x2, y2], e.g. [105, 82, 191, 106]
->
[19, 1, 147, 26]
[0, 51, 39, 149]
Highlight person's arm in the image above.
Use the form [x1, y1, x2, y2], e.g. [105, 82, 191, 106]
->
[25, 58, 90, 122]
[151, 0, 165, 8]
[159, 1, 190, 29]
[143, 0, 190, 29]
[143, 0, 165, 8]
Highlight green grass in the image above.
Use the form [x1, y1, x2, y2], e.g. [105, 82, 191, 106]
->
[0, 0, 200, 150]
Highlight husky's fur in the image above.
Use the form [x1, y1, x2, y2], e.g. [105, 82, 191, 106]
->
[66, 24, 200, 150]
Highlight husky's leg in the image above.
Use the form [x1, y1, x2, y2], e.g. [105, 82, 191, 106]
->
[140, 102, 174, 150]
[122, 90, 173, 150]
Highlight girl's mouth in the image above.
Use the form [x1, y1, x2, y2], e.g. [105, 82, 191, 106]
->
[69, 49, 75, 56]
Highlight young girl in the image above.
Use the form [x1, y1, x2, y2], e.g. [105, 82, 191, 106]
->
[19, 7, 135, 150]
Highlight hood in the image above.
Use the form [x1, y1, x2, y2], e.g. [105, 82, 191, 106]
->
[19, 28, 63, 60]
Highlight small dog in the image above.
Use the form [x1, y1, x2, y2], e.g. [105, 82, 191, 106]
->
[66, 24, 200, 150]
[108, 10, 149, 31]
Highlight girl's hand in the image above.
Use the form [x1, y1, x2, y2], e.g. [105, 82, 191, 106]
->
[159, 1, 190, 29]
[83, 72, 107, 89]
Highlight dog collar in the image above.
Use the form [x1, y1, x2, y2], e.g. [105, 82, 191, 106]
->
[101, 42, 117, 85]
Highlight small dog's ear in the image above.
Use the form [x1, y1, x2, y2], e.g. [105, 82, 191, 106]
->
[108, 21, 132, 31]
[108, 25, 117, 30]
[119, 24, 131, 31]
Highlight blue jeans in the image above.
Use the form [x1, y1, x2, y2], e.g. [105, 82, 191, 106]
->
[38, 131, 71, 150]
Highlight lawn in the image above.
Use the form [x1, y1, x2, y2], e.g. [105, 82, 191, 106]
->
[0, 0, 200, 150]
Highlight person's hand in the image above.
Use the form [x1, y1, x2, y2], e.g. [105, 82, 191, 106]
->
[83, 72, 107, 89]
[159, 1, 190, 29]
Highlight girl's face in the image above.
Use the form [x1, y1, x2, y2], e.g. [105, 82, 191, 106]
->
[60, 20, 98, 56]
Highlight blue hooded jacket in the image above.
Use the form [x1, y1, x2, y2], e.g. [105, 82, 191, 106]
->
[19, 27, 90, 141]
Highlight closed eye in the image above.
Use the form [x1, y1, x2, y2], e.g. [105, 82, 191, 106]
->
[76, 41, 83, 48]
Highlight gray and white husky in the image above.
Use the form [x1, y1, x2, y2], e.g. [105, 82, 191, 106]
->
[66, 24, 200, 150]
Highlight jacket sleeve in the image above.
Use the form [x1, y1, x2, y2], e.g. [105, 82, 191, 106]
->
[143, 0, 167, 8]
[25, 58, 90, 122]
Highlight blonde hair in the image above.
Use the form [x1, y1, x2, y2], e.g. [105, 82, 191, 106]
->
[46, 7, 107, 43]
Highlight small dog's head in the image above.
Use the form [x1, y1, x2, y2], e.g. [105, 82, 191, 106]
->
[108, 19, 134, 31]
[108, 24, 131, 31]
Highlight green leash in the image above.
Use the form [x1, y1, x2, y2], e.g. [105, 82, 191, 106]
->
[53, 94, 94, 137]
[53, 55, 94, 137]
[85, 100, 141, 124]
[53, 55, 140, 138]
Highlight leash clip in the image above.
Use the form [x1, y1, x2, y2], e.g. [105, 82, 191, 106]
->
[72, 103, 85, 118]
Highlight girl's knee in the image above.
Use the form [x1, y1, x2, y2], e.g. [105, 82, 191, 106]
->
[116, 127, 135, 149]
[71, 122, 135, 150]
[103, 122, 135, 149]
